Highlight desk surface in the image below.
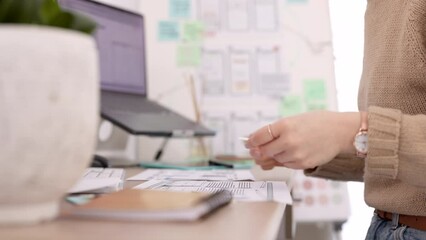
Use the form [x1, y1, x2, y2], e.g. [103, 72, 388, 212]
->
[0, 168, 291, 240]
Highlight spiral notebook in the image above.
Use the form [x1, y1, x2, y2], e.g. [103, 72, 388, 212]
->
[69, 189, 232, 221]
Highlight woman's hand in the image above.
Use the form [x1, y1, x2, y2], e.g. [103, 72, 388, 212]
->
[249, 147, 286, 170]
[245, 111, 361, 170]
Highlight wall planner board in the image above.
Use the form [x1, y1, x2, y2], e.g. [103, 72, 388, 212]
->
[138, 0, 337, 159]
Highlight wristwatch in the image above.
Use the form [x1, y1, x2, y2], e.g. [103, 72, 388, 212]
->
[354, 112, 368, 158]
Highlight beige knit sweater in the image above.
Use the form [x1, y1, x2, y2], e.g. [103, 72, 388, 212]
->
[305, 0, 426, 216]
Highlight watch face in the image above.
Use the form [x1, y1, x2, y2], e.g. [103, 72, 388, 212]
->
[354, 132, 368, 154]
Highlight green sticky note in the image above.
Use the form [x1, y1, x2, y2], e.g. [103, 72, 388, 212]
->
[176, 44, 201, 67]
[279, 95, 304, 117]
[170, 0, 191, 18]
[183, 21, 204, 42]
[158, 21, 179, 41]
[306, 102, 328, 111]
[303, 79, 327, 102]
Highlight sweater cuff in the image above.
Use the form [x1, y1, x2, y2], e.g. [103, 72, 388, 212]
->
[366, 106, 401, 179]
[304, 153, 364, 182]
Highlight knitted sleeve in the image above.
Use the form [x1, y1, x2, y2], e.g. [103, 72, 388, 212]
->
[305, 106, 426, 187]
[304, 153, 364, 182]
[365, 106, 426, 188]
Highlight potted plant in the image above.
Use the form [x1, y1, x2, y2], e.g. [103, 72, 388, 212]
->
[0, 0, 99, 225]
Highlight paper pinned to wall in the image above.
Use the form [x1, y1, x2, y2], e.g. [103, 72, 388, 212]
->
[200, 49, 225, 95]
[198, 0, 221, 31]
[227, 0, 250, 31]
[169, 0, 191, 18]
[306, 102, 328, 111]
[230, 49, 252, 94]
[279, 95, 304, 117]
[182, 21, 205, 42]
[254, 0, 278, 31]
[158, 21, 180, 41]
[176, 44, 201, 67]
[303, 79, 327, 102]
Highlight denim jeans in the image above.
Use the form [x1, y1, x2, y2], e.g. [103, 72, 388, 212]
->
[365, 213, 426, 240]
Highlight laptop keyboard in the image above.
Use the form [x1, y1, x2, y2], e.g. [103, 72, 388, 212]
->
[104, 97, 170, 114]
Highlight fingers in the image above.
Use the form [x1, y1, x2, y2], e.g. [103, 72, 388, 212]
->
[261, 163, 276, 170]
[253, 153, 304, 170]
[254, 157, 276, 166]
[281, 161, 305, 170]
[257, 137, 289, 160]
[249, 144, 306, 170]
[245, 123, 279, 148]
[251, 153, 277, 170]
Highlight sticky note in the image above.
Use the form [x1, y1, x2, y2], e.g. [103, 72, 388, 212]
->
[176, 44, 201, 67]
[158, 21, 179, 41]
[279, 95, 304, 117]
[303, 79, 327, 102]
[306, 102, 328, 111]
[170, 0, 191, 19]
[183, 21, 204, 42]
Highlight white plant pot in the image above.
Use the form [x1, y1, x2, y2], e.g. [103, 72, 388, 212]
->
[0, 26, 99, 225]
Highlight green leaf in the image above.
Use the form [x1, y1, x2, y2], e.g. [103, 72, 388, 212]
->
[40, 0, 61, 24]
[0, 0, 14, 22]
[19, 0, 41, 23]
[68, 11, 96, 34]
[0, 0, 25, 23]
[48, 11, 73, 29]
[0, 0, 97, 35]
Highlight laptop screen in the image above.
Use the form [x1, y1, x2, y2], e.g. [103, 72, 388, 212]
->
[59, 0, 147, 96]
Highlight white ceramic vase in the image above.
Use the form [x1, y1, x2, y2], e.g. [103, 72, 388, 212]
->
[0, 26, 99, 225]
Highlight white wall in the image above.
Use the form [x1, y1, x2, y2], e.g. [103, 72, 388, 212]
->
[328, 1, 373, 240]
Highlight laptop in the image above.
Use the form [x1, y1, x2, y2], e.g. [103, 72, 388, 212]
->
[59, 0, 215, 137]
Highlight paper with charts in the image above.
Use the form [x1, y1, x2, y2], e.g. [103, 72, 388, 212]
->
[134, 180, 292, 204]
[127, 169, 255, 181]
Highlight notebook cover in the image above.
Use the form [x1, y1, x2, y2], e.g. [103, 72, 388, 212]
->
[69, 189, 232, 221]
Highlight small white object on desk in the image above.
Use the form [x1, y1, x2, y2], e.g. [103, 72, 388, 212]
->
[68, 168, 125, 194]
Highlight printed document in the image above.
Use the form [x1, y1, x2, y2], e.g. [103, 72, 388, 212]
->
[134, 180, 292, 204]
[127, 169, 255, 181]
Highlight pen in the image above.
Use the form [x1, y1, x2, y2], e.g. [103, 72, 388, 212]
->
[154, 138, 170, 161]
[208, 160, 234, 168]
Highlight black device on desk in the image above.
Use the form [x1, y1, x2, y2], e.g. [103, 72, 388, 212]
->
[91, 155, 110, 168]
[59, 0, 215, 137]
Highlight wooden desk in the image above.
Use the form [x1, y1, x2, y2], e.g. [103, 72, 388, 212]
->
[0, 168, 292, 240]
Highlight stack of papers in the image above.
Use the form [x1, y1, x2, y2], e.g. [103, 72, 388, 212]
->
[68, 168, 292, 205]
[129, 169, 292, 204]
[127, 169, 255, 181]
